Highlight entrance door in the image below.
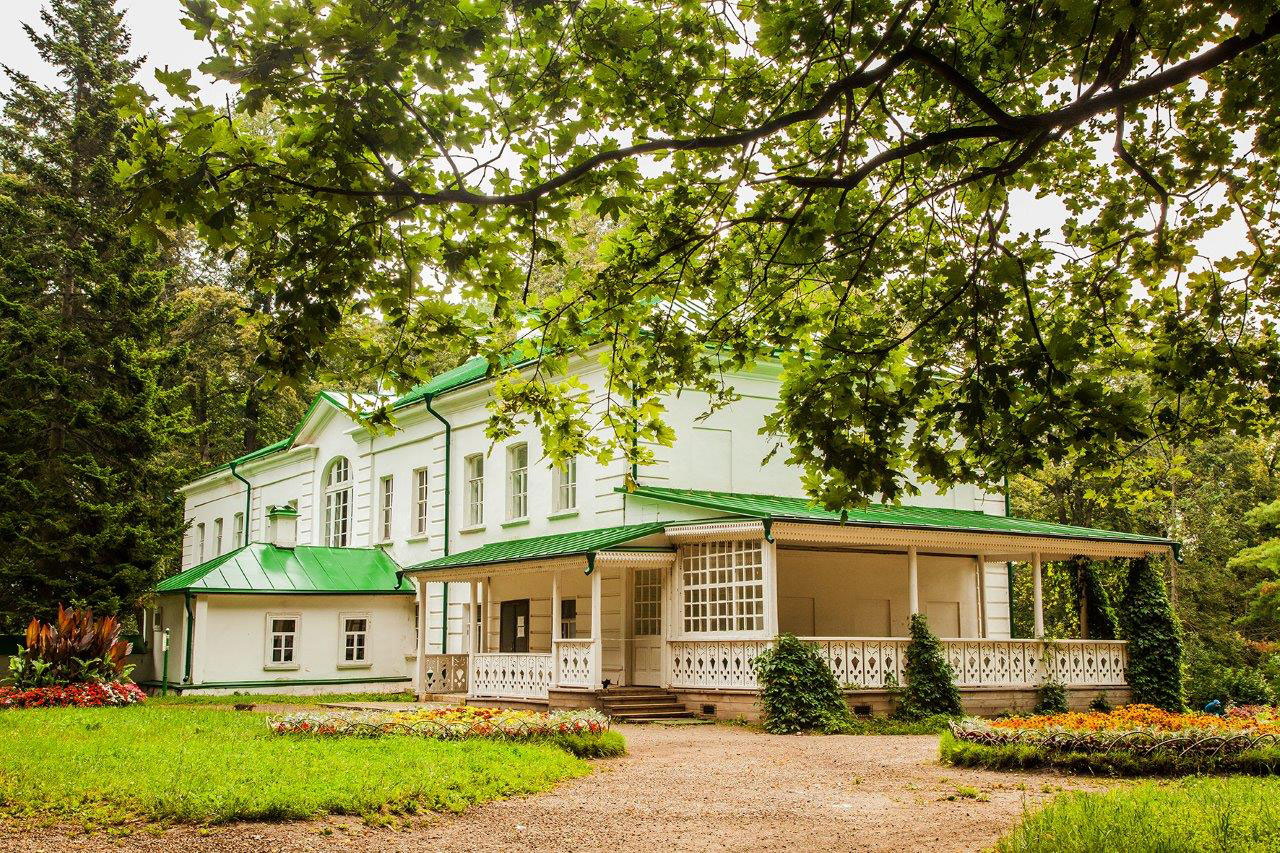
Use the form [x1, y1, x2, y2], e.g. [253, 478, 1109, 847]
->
[630, 567, 663, 685]
[499, 599, 530, 653]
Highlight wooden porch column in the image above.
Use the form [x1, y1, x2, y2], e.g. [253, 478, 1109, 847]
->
[763, 537, 780, 636]
[415, 577, 428, 701]
[976, 553, 988, 639]
[468, 581, 478, 652]
[551, 569, 562, 686]
[590, 566, 603, 690]
[1032, 552, 1045, 639]
[482, 576, 492, 652]
[907, 546, 920, 616]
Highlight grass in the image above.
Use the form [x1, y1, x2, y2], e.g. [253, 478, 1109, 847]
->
[148, 690, 417, 706]
[939, 730, 1280, 777]
[998, 777, 1280, 852]
[0, 705, 607, 828]
[843, 714, 956, 735]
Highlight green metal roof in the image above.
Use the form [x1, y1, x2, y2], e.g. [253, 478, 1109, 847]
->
[391, 356, 493, 408]
[623, 486, 1178, 550]
[409, 521, 671, 572]
[155, 544, 411, 594]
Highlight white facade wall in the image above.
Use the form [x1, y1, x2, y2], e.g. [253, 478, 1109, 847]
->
[176, 358, 1011, 656]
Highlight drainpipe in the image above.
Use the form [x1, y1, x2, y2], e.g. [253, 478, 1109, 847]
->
[424, 396, 452, 652]
[1004, 474, 1015, 635]
[230, 460, 251, 546]
[183, 591, 195, 684]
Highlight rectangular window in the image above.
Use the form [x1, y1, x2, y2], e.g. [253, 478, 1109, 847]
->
[680, 540, 765, 634]
[233, 512, 244, 548]
[506, 444, 528, 520]
[341, 615, 369, 664]
[196, 523, 206, 563]
[633, 568, 661, 636]
[465, 454, 484, 527]
[413, 468, 430, 536]
[266, 615, 299, 667]
[553, 458, 577, 513]
[560, 599, 578, 639]
[213, 518, 224, 556]
[379, 475, 394, 542]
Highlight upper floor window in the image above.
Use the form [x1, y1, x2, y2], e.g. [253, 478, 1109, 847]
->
[413, 467, 430, 536]
[213, 518, 224, 556]
[553, 458, 577, 513]
[196, 522, 206, 563]
[324, 457, 351, 547]
[464, 453, 484, 527]
[233, 512, 245, 548]
[378, 475, 394, 542]
[506, 443, 528, 520]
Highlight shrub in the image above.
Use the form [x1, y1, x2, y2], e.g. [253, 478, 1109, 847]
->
[0, 681, 145, 708]
[7, 605, 132, 688]
[896, 613, 962, 720]
[548, 729, 626, 758]
[752, 633, 853, 733]
[1069, 556, 1118, 640]
[1035, 681, 1068, 714]
[1089, 693, 1113, 713]
[1194, 667, 1275, 709]
[1119, 556, 1184, 711]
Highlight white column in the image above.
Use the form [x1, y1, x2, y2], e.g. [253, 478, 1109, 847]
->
[976, 553, 988, 639]
[415, 578, 428, 701]
[468, 581, 478, 653]
[590, 566, 603, 690]
[551, 569, 562, 687]
[1032, 552, 1044, 639]
[763, 537, 780, 637]
[482, 577, 492, 653]
[907, 546, 920, 617]
[660, 558, 673, 689]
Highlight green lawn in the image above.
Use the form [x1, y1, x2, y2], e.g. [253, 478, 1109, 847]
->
[999, 777, 1280, 852]
[0, 706, 592, 827]
[148, 690, 417, 706]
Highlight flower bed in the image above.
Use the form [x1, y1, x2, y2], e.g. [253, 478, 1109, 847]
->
[0, 681, 146, 709]
[269, 706, 609, 740]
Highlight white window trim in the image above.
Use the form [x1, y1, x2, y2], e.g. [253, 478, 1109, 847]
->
[233, 512, 245, 549]
[378, 474, 394, 543]
[464, 453, 484, 528]
[506, 443, 529, 521]
[323, 457, 352, 547]
[675, 539, 768, 639]
[338, 611, 372, 669]
[264, 612, 301, 670]
[413, 467, 430, 537]
[213, 518, 224, 556]
[552, 457, 577, 514]
[196, 523, 206, 564]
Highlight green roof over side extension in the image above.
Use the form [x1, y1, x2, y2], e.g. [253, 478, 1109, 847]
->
[409, 521, 672, 572]
[624, 486, 1179, 551]
[155, 544, 411, 595]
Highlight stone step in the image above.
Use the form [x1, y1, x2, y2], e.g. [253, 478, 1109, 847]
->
[601, 701, 686, 713]
[610, 709, 697, 721]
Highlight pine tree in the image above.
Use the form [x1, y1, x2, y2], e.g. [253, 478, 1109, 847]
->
[1119, 556, 1185, 711]
[897, 613, 963, 719]
[0, 0, 185, 629]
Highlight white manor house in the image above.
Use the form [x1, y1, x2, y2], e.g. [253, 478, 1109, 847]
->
[141, 353, 1176, 718]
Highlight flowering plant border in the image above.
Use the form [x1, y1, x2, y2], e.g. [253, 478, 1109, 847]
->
[0, 681, 146, 709]
[269, 706, 609, 740]
[950, 716, 1280, 758]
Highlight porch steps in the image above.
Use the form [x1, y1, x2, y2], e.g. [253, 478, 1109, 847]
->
[599, 688, 696, 723]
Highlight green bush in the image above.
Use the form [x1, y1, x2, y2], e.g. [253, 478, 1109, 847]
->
[1119, 556, 1184, 711]
[896, 613, 962, 720]
[1192, 667, 1275, 708]
[844, 714, 955, 735]
[1034, 681, 1068, 714]
[752, 634, 853, 734]
[1069, 556, 1119, 639]
[546, 730, 626, 758]
[939, 731, 1280, 776]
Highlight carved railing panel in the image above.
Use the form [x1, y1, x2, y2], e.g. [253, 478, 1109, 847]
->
[554, 639, 595, 689]
[420, 653, 469, 693]
[469, 652, 554, 700]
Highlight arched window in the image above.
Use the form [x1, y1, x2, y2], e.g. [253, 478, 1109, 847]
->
[324, 457, 351, 547]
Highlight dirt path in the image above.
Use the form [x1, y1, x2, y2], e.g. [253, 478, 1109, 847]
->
[0, 725, 1115, 853]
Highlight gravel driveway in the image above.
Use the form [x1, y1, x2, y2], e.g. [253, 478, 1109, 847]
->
[0, 725, 1112, 852]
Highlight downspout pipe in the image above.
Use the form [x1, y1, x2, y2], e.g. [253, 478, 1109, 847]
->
[229, 460, 251, 546]
[183, 590, 195, 684]
[424, 395, 452, 652]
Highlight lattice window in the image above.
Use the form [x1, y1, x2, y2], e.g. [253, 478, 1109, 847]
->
[680, 540, 764, 634]
[633, 568, 662, 636]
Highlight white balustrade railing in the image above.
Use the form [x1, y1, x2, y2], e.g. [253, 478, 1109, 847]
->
[419, 653, 469, 694]
[553, 639, 596, 689]
[469, 652, 554, 700]
[667, 638, 1127, 691]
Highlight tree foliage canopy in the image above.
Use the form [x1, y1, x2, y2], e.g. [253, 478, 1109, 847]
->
[129, 0, 1280, 507]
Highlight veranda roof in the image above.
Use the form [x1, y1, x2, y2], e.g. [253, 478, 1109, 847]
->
[155, 544, 411, 595]
[407, 521, 672, 572]
[624, 486, 1180, 556]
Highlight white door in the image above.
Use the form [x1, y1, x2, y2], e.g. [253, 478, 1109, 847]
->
[630, 567, 663, 685]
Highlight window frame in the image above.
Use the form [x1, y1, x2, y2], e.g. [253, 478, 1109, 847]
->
[413, 467, 430, 536]
[560, 598, 578, 639]
[233, 512, 245, 548]
[506, 443, 529, 521]
[677, 539, 767, 637]
[378, 474, 394, 543]
[196, 522, 206, 564]
[323, 456, 352, 547]
[213, 517, 224, 556]
[464, 453, 484, 528]
[552, 457, 578, 514]
[264, 612, 301, 670]
[338, 611, 371, 668]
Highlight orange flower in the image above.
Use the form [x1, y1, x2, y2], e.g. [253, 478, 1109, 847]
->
[990, 704, 1280, 735]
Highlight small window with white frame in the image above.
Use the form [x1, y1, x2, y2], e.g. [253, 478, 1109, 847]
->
[378, 475, 394, 542]
[265, 613, 299, 668]
[506, 443, 528, 520]
[196, 522, 206, 563]
[464, 453, 484, 527]
[552, 457, 577, 513]
[340, 613, 370, 666]
[233, 512, 244, 548]
[413, 467, 430, 536]
[213, 518, 224, 556]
